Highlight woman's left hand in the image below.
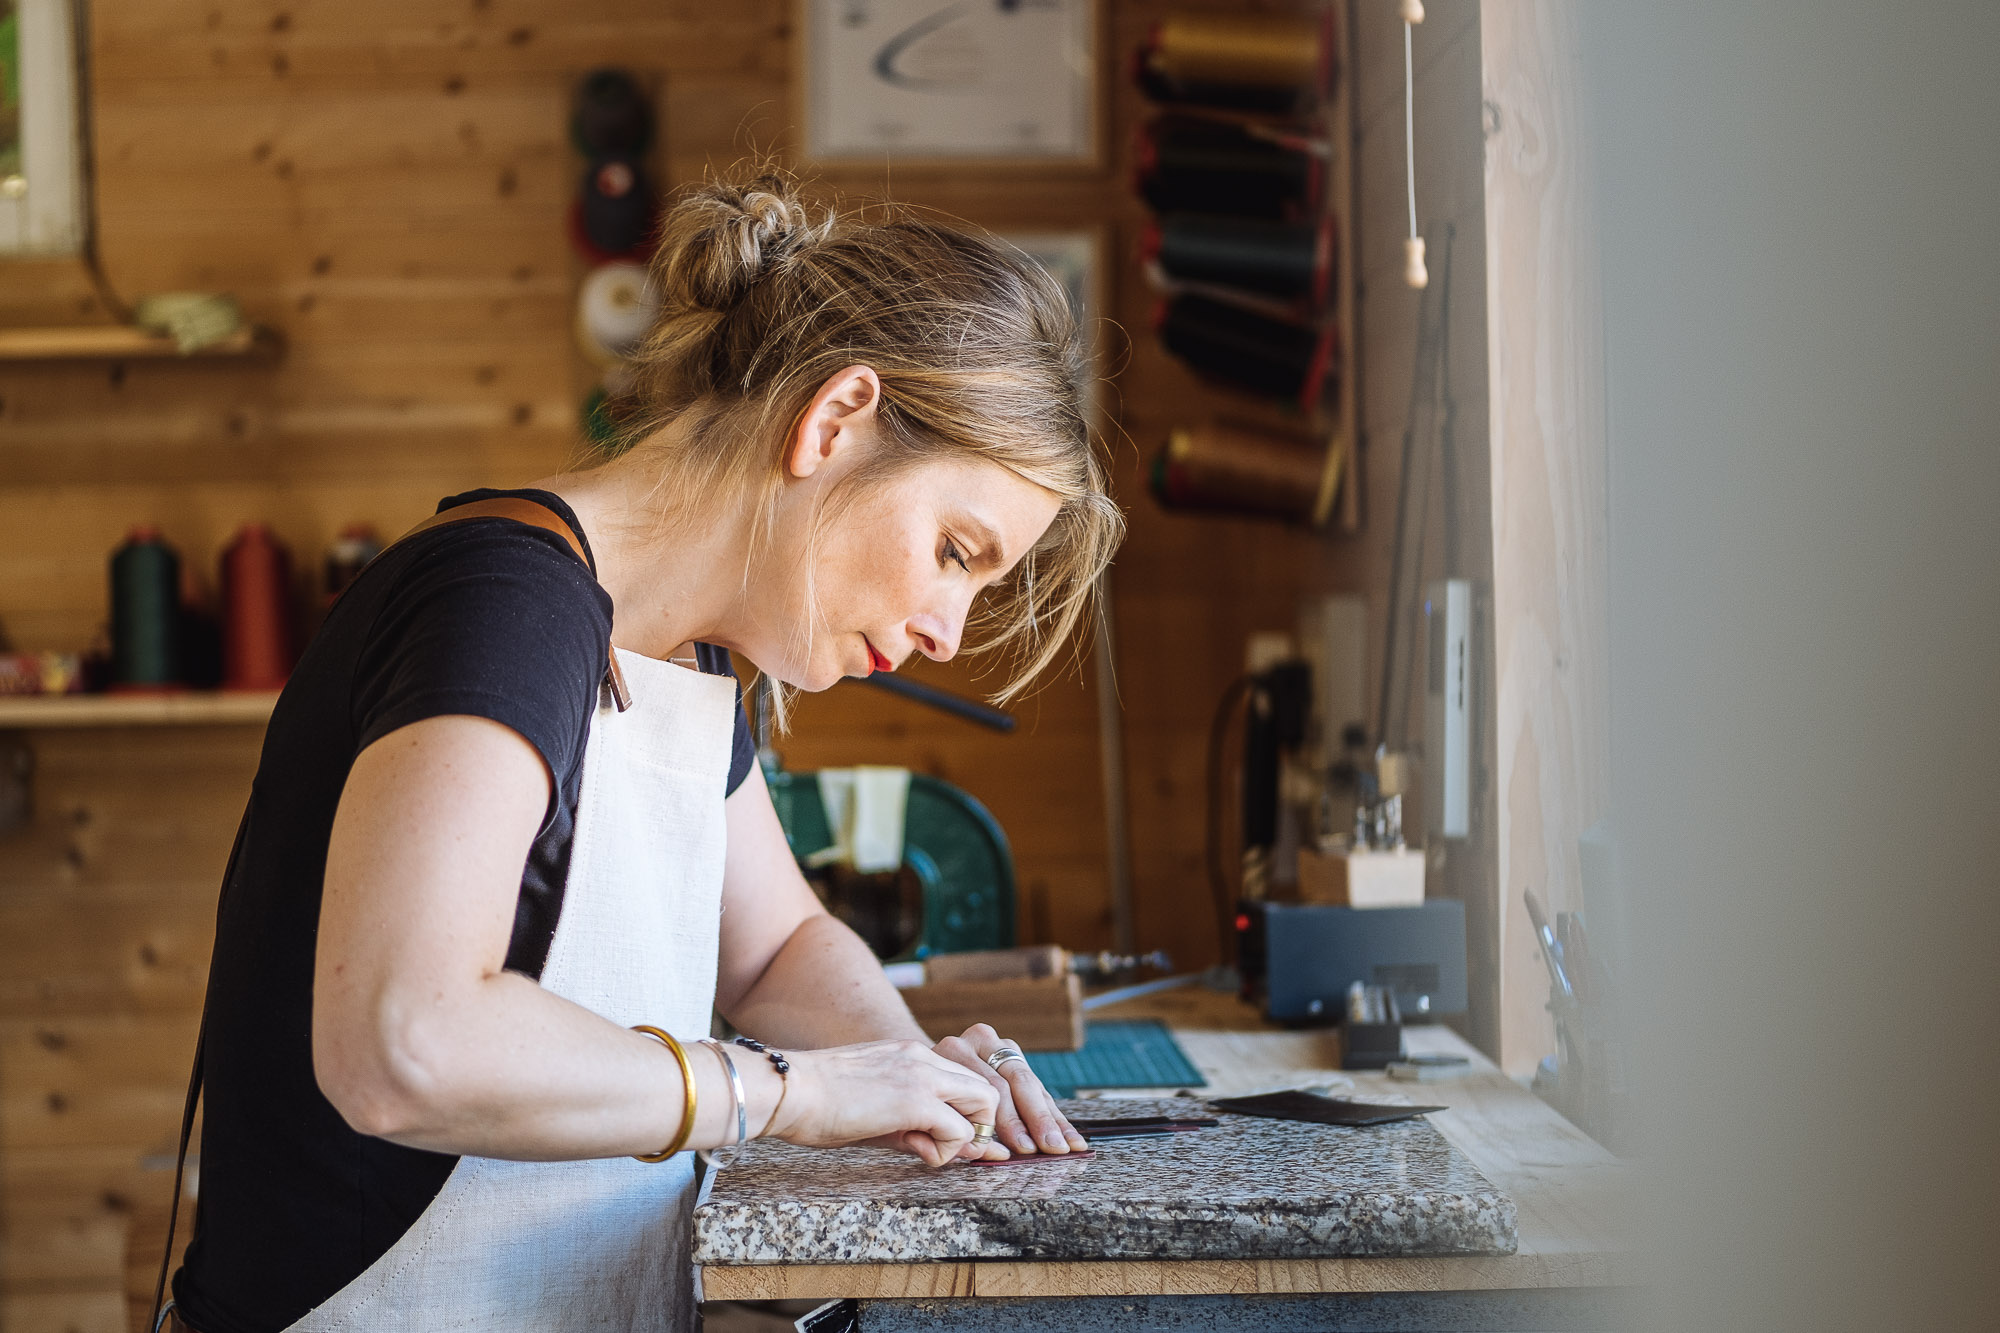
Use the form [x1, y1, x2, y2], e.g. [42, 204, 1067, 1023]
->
[932, 1024, 1090, 1160]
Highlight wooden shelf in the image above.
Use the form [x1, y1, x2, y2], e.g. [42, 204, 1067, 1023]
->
[0, 691, 278, 728]
[0, 323, 282, 362]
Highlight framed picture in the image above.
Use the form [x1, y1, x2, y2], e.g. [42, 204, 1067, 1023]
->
[1001, 229, 1105, 419]
[801, 0, 1099, 166]
[0, 0, 85, 256]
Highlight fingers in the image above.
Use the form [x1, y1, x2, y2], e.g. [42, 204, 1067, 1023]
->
[998, 1060, 1090, 1154]
[916, 1044, 997, 1165]
[947, 1024, 1088, 1156]
[934, 1034, 1026, 1157]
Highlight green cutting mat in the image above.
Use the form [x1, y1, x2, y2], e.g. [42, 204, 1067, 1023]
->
[1024, 1019, 1207, 1097]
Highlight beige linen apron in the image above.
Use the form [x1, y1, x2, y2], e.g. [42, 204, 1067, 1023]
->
[287, 648, 738, 1331]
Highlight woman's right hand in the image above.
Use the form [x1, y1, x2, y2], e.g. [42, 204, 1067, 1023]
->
[764, 1039, 1001, 1167]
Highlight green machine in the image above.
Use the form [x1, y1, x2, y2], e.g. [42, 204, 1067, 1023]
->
[756, 674, 1018, 961]
[765, 768, 1015, 959]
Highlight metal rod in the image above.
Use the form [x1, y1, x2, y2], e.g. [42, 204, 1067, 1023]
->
[852, 672, 1016, 732]
[1093, 589, 1137, 954]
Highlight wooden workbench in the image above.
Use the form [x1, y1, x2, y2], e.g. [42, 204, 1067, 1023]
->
[700, 987, 1637, 1304]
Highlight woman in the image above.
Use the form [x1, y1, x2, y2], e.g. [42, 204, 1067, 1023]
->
[165, 170, 1124, 1332]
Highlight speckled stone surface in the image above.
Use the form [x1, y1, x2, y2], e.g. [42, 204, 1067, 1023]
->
[691, 1097, 1516, 1265]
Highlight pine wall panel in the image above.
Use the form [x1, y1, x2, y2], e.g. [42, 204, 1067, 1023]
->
[0, 3, 1378, 1327]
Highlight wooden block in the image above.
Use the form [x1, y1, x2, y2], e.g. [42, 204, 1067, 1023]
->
[923, 945, 1068, 985]
[1296, 847, 1427, 908]
[900, 974, 1085, 1051]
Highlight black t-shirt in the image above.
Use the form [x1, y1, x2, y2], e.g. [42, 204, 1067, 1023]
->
[173, 489, 755, 1333]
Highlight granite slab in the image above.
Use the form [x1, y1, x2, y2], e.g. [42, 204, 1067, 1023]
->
[691, 1097, 1517, 1266]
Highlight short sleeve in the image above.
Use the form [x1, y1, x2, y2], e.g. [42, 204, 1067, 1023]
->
[694, 642, 759, 796]
[351, 523, 612, 818]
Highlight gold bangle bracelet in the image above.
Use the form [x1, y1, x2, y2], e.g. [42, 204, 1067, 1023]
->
[630, 1025, 697, 1162]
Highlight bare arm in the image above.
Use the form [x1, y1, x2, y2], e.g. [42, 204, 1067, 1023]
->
[312, 715, 996, 1166]
[714, 764, 929, 1047]
[714, 764, 1088, 1157]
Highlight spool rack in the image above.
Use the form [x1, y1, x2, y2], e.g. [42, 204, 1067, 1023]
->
[1138, 0, 1359, 533]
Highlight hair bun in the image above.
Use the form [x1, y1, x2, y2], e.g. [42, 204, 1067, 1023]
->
[654, 172, 824, 314]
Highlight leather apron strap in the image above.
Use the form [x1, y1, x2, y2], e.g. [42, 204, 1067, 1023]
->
[394, 498, 631, 711]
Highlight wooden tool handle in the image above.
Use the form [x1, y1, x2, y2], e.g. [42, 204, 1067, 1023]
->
[924, 944, 1069, 984]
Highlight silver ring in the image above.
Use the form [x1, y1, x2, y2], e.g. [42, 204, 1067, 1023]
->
[986, 1047, 1028, 1072]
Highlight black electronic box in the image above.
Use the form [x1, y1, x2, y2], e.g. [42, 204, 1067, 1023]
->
[1237, 899, 1469, 1023]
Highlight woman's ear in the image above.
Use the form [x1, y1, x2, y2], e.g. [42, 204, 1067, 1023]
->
[786, 365, 882, 479]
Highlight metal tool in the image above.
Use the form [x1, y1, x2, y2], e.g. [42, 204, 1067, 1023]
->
[1522, 888, 1574, 1001]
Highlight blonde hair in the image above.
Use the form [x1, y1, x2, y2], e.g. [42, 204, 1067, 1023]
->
[615, 167, 1124, 706]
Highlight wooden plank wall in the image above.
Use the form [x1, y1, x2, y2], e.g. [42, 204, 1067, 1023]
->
[0, 3, 1374, 1327]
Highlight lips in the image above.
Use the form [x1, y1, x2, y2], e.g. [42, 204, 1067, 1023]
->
[864, 638, 894, 674]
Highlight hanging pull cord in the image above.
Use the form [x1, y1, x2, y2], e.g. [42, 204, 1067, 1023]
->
[1401, 0, 1429, 289]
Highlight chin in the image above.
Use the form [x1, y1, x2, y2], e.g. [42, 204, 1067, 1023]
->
[768, 654, 843, 694]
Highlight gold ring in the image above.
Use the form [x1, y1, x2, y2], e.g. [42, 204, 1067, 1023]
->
[970, 1122, 995, 1144]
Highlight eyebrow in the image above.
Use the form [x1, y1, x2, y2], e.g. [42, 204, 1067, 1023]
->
[958, 515, 1007, 572]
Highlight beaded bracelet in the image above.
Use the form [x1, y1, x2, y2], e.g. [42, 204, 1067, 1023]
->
[734, 1037, 791, 1137]
[733, 1035, 791, 1075]
[630, 1025, 697, 1162]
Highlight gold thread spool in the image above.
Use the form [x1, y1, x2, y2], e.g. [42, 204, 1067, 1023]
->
[1149, 14, 1328, 92]
[1162, 420, 1327, 522]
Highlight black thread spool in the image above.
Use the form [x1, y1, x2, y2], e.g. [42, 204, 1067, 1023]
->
[571, 69, 653, 157]
[1136, 116, 1321, 221]
[1134, 11, 1333, 116]
[1146, 215, 1334, 309]
[569, 155, 658, 261]
[110, 526, 183, 690]
[1155, 294, 1336, 410]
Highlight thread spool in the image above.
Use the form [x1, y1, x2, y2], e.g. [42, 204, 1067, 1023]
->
[574, 262, 660, 365]
[1150, 420, 1327, 523]
[571, 68, 653, 157]
[1155, 293, 1336, 410]
[1136, 116, 1321, 221]
[1145, 215, 1335, 308]
[569, 155, 658, 261]
[221, 524, 296, 691]
[110, 526, 183, 690]
[1140, 12, 1333, 98]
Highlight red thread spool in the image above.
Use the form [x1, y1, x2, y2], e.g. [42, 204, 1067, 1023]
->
[221, 524, 296, 691]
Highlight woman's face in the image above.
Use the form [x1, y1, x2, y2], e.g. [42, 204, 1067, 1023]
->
[746, 450, 1062, 693]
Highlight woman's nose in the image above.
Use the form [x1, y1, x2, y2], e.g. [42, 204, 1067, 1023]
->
[911, 607, 965, 662]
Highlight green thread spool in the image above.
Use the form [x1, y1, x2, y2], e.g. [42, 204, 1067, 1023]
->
[110, 526, 183, 689]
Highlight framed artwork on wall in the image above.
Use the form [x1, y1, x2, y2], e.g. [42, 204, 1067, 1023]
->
[1000, 228, 1105, 416]
[801, 0, 1099, 167]
[0, 0, 85, 256]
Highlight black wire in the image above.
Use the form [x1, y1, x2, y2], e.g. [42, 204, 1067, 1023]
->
[1204, 673, 1255, 966]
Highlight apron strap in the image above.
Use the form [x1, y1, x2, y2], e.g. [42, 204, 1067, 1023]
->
[393, 498, 632, 711]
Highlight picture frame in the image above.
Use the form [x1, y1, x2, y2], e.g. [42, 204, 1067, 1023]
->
[1000, 228, 1107, 420]
[0, 0, 86, 256]
[799, 0, 1100, 168]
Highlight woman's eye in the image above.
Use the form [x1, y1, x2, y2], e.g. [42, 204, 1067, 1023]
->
[943, 540, 971, 574]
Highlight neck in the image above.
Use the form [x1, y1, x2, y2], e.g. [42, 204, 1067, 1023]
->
[535, 445, 754, 660]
